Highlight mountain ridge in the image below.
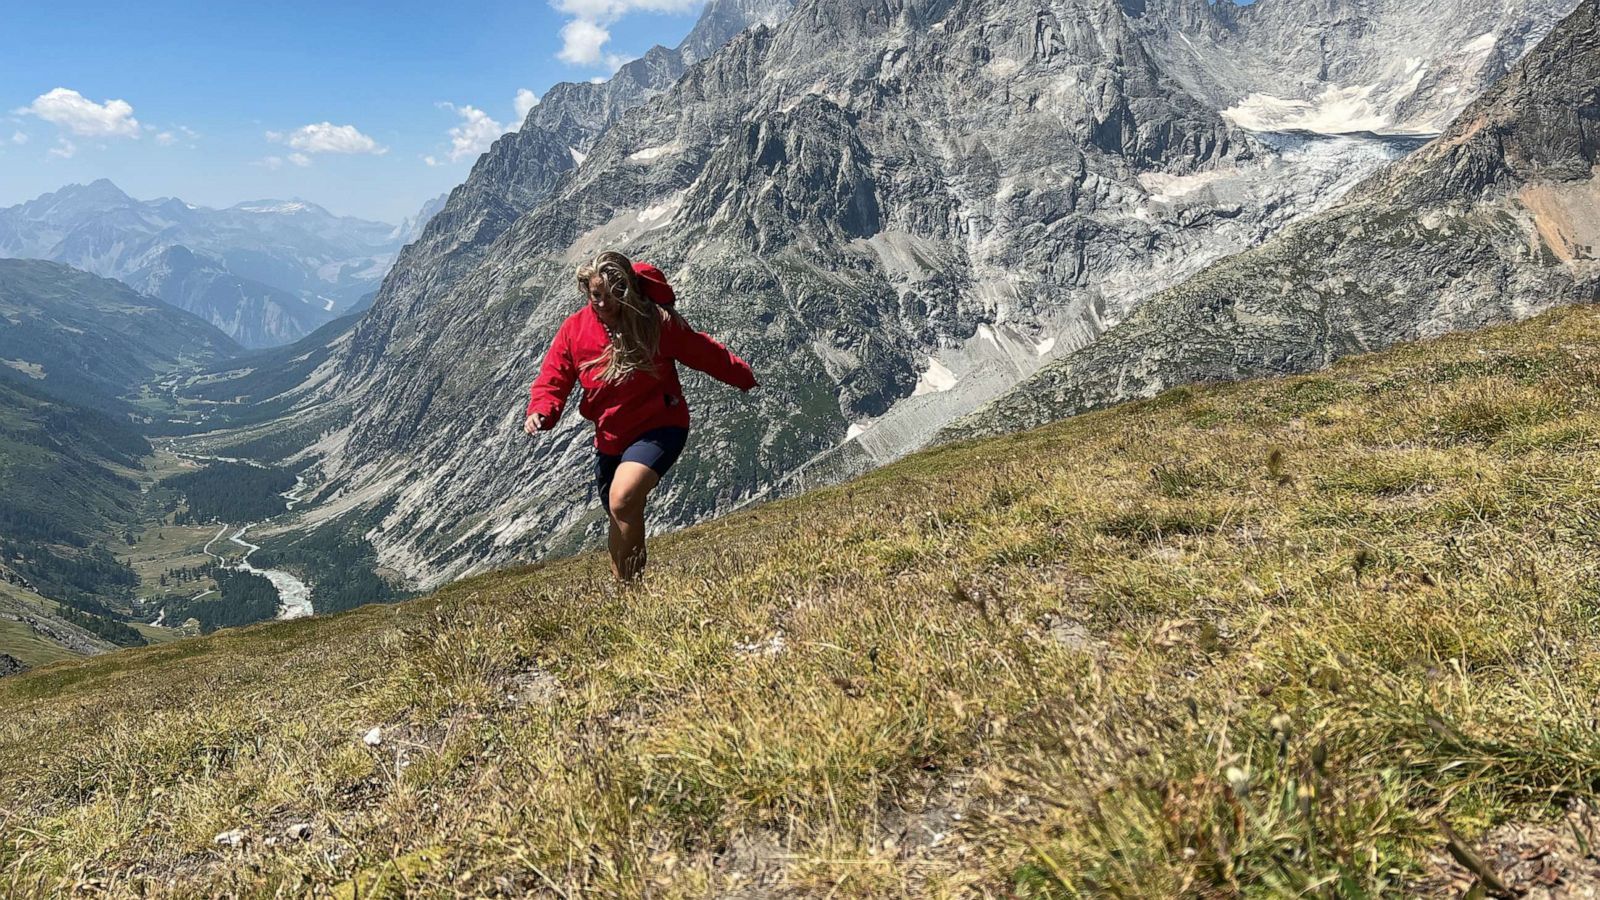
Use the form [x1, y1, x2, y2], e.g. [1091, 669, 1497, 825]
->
[0, 258, 240, 417]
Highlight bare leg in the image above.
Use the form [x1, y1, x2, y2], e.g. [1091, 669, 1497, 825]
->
[605, 461, 660, 582]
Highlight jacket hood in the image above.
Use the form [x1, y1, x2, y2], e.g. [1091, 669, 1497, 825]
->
[632, 262, 676, 307]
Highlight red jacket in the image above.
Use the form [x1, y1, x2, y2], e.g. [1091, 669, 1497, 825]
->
[526, 305, 757, 454]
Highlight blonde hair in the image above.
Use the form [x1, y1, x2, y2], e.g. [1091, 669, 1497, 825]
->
[576, 250, 664, 383]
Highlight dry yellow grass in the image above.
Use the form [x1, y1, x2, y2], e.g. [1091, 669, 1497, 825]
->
[4, 305, 1600, 897]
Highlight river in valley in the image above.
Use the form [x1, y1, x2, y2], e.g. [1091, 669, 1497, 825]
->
[192, 468, 314, 619]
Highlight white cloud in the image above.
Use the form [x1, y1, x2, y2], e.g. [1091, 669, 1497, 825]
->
[558, 19, 611, 65]
[439, 103, 506, 163]
[258, 156, 284, 170]
[9, 131, 26, 145]
[514, 88, 540, 122]
[553, 0, 700, 19]
[22, 88, 141, 138]
[270, 121, 386, 155]
[155, 131, 175, 146]
[288, 152, 312, 167]
[551, 0, 699, 68]
[424, 154, 442, 167]
[49, 139, 77, 159]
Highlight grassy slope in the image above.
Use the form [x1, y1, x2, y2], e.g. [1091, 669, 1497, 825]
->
[4, 306, 1600, 896]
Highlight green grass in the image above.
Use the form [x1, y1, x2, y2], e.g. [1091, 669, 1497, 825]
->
[0, 618, 80, 668]
[4, 305, 1600, 897]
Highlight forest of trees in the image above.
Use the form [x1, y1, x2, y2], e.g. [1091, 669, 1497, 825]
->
[58, 606, 147, 647]
[167, 463, 296, 524]
[2, 539, 139, 611]
[163, 568, 278, 633]
[158, 562, 217, 587]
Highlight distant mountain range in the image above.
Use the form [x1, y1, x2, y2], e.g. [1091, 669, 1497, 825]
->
[0, 181, 441, 348]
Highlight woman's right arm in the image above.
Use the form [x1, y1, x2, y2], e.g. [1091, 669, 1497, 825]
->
[526, 323, 577, 431]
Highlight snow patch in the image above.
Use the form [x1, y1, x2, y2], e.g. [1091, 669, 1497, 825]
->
[237, 201, 311, 214]
[1223, 85, 1392, 134]
[845, 421, 870, 441]
[3, 359, 45, 379]
[1035, 337, 1056, 356]
[912, 358, 958, 396]
[628, 142, 682, 162]
[1138, 169, 1232, 203]
[985, 57, 1022, 79]
[1461, 31, 1498, 55]
[569, 147, 587, 166]
[637, 193, 684, 226]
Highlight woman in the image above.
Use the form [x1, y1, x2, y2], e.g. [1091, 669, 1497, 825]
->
[524, 251, 757, 581]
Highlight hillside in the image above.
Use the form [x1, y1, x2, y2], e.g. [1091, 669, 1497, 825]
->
[0, 376, 159, 666]
[5, 305, 1600, 896]
[0, 259, 239, 417]
[944, 0, 1600, 443]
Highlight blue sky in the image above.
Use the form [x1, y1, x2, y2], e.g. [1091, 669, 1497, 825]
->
[0, 0, 711, 222]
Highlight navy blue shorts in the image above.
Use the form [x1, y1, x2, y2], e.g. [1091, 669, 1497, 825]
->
[595, 426, 689, 514]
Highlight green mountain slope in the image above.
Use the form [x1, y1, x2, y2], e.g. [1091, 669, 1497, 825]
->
[4, 305, 1600, 896]
[0, 258, 240, 417]
[0, 376, 156, 663]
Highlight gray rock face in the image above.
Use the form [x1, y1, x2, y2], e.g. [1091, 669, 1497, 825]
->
[342, 0, 797, 386]
[390, 193, 448, 247]
[0, 182, 401, 346]
[944, 0, 1600, 442]
[0, 653, 27, 677]
[1128, 0, 1579, 135]
[270, 0, 1572, 589]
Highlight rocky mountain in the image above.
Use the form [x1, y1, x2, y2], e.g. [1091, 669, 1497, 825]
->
[207, 0, 1574, 590]
[249, 0, 1412, 586]
[944, 0, 1600, 442]
[390, 192, 448, 247]
[0, 181, 402, 347]
[128, 246, 323, 350]
[0, 259, 239, 416]
[356, 0, 796, 367]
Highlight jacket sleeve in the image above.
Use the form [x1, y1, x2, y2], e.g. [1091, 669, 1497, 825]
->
[526, 322, 578, 427]
[663, 315, 757, 391]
